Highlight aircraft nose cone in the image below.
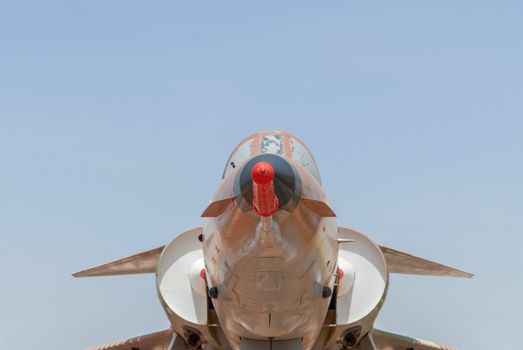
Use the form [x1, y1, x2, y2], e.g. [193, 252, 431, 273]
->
[235, 154, 302, 213]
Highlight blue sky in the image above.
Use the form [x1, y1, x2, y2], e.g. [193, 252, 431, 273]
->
[0, 1, 522, 349]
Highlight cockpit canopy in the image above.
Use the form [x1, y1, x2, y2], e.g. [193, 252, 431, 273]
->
[223, 131, 321, 184]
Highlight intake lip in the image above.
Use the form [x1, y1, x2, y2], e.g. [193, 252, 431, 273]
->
[234, 154, 302, 213]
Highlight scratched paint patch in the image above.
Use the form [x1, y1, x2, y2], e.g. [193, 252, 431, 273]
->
[289, 138, 321, 183]
[261, 135, 283, 155]
[224, 138, 254, 178]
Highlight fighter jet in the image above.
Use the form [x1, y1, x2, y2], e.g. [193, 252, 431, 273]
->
[74, 131, 472, 350]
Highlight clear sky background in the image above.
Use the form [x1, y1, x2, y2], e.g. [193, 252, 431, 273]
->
[0, 1, 522, 349]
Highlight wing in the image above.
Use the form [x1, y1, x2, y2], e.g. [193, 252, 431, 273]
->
[72, 246, 165, 277]
[379, 245, 473, 278]
[87, 329, 180, 350]
[372, 329, 455, 350]
[338, 226, 472, 278]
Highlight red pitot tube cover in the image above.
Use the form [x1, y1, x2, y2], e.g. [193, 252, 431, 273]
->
[251, 161, 279, 217]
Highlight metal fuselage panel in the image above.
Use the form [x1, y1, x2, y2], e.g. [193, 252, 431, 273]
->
[203, 132, 338, 350]
[203, 209, 338, 350]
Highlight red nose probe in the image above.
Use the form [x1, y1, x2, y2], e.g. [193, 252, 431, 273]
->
[251, 161, 279, 217]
